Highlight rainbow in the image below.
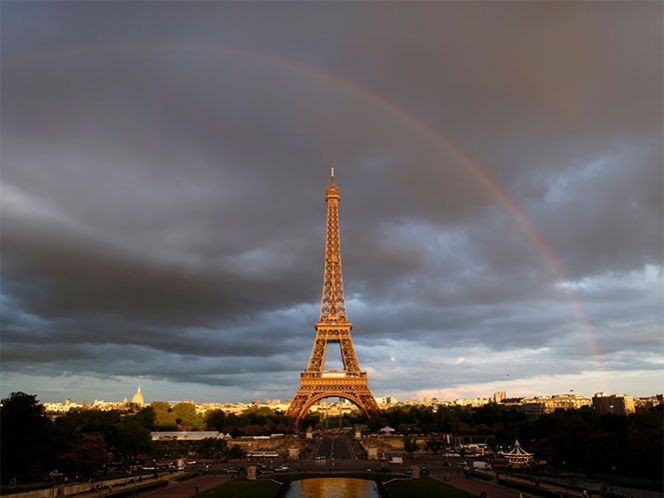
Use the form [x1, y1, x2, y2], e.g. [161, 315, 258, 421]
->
[8, 41, 607, 385]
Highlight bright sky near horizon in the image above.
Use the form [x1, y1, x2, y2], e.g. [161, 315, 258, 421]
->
[1, 2, 662, 405]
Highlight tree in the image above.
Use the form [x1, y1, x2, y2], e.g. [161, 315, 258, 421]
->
[344, 409, 364, 426]
[626, 406, 663, 479]
[404, 436, 419, 456]
[115, 418, 153, 462]
[0, 392, 54, 483]
[59, 434, 112, 477]
[173, 403, 203, 429]
[205, 409, 227, 431]
[244, 406, 274, 426]
[196, 438, 227, 461]
[473, 403, 505, 427]
[150, 401, 178, 430]
[550, 416, 592, 471]
[301, 412, 321, 432]
[531, 439, 556, 464]
[133, 406, 157, 431]
[228, 444, 245, 459]
[425, 435, 444, 454]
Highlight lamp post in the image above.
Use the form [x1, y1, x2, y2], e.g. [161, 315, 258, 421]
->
[101, 465, 107, 498]
[49, 471, 62, 498]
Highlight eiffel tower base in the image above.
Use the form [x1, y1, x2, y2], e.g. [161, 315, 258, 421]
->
[285, 373, 381, 428]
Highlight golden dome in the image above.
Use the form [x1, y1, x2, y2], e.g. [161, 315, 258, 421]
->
[132, 386, 144, 407]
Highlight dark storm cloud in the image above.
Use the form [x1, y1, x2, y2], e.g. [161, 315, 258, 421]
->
[1, 1, 661, 402]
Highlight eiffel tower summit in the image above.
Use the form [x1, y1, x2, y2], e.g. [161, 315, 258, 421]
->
[286, 166, 380, 427]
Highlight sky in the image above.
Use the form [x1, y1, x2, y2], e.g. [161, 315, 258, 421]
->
[1, 2, 662, 406]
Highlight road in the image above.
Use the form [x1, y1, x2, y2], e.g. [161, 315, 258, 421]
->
[315, 436, 355, 461]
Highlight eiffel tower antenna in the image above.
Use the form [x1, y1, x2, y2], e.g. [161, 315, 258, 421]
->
[286, 167, 380, 427]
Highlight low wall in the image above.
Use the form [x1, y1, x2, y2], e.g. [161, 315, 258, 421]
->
[503, 474, 663, 498]
[358, 436, 405, 454]
[233, 436, 304, 453]
[2, 476, 150, 498]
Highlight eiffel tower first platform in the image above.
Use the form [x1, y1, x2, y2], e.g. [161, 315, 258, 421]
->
[285, 166, 380, 427]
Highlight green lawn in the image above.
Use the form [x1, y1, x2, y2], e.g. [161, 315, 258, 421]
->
[198, 478, 282, 498]
[386, 477, 476, 498]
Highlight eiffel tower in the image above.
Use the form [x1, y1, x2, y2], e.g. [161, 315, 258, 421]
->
[286, 166, 380, 427]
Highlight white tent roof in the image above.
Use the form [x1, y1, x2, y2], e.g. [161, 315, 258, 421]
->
[503, 440, 533, 465]
[504, 439, 532, 456]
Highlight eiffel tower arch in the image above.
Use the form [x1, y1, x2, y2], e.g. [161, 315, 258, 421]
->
[286, 166, 380, 428]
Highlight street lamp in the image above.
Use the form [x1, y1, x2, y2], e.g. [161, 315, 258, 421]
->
[49, 471, 62, 498]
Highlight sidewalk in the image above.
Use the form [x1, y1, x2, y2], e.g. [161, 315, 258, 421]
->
[434, 474, 524, 498]
[497, 474, 585, 498]
[137, 476, 230, 498]
[434, 473, 585, 498]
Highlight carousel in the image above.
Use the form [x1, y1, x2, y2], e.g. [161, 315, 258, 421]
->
[502, 439, 533, 467]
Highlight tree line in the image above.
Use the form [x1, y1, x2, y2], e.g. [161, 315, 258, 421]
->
[1, 392, 661, 485]
[0, 392, 318, 485]
[360, 403, 663, 480]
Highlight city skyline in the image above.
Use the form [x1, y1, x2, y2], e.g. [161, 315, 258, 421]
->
[35, 386, 661, 409]
[2, 3, 663, 405]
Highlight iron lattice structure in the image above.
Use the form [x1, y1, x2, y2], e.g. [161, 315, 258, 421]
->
[286, 167, 380, 427]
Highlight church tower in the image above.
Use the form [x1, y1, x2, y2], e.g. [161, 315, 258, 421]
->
[285, 167, 380, 427]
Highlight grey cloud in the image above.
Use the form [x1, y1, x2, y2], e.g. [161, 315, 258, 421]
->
[1, 1, 661, 402]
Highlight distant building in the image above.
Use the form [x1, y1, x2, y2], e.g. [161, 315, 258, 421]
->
[453, 397, 491, 408]
[635, 395, 663, 409]
[132, 386, 145, 407]
[593, 393, 635, 415]
[44, 399, 83, 414]
[592, 392, 612, 413]
[611, 395, 635, 415]
[519, 394, 591, 420]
